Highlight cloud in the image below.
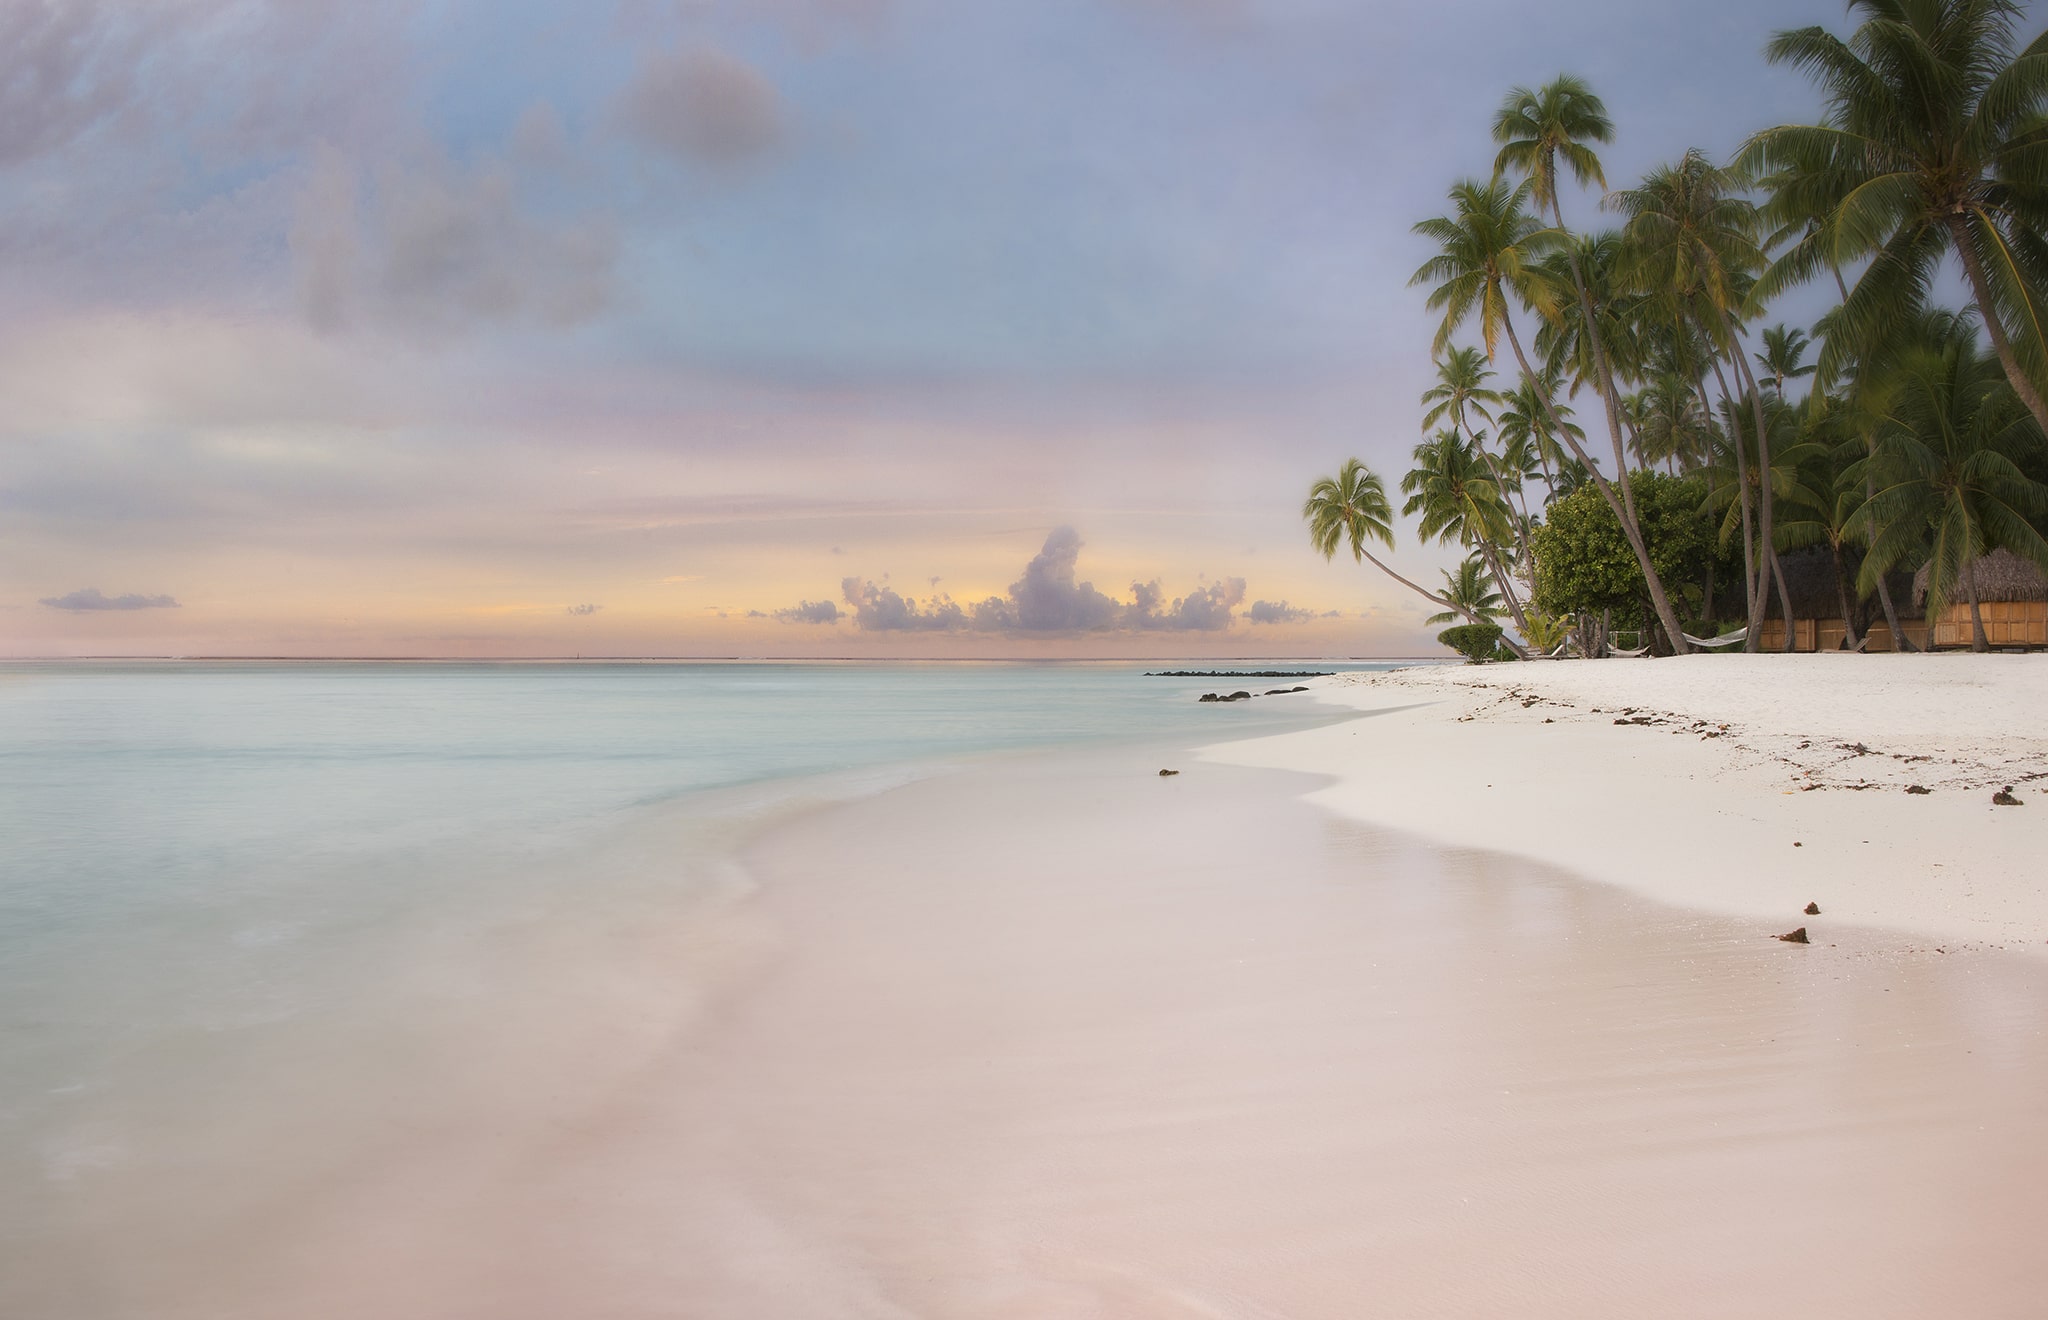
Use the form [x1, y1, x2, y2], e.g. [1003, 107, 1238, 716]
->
[616, 47, 783, 167]
[0, 1, 149, 166]
[775, 598, 842, 623]
[290, 135, 616, 336]
[999, 525, 1124, 630]
[1128, 576, 1246, 630]
[565, 603, 602, 615]
[39, 587, 179, 611]
[789, 527, 1251, 635]
[840, 578, 964, 630]
[1246, 599, 1313, 624]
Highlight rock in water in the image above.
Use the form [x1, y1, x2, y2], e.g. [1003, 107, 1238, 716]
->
[1992, 786, 2023, 806]
[1777, 927, 1810, 944]
[1198, 693, 1220, 703]
[1157, 769, 1179, 777]
[1804, 902, 1821, 916]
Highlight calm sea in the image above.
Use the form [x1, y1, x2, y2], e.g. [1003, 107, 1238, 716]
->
[0, 659, 1389, 1311]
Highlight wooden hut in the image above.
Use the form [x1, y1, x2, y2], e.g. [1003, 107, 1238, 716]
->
[1753, 548, 1927, 652]
[1912, 549, 2048, 648]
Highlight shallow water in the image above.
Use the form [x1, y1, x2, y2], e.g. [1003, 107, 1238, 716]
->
[0, 660, 1366, 1317]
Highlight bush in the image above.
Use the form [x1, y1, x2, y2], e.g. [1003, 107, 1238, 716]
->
[1437, 622, 1504, 663]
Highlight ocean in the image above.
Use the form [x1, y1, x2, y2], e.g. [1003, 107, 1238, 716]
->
[0, 659, 1380, 1315]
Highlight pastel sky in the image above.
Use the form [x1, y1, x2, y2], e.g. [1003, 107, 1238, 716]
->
[2, 0, 1857, 658]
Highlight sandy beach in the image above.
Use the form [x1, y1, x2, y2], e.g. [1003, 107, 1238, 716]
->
[492, 701, 2048, 1319]
[1215, 653, 2048, 953]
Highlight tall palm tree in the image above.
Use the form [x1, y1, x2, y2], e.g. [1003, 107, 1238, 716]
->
[1746, 0, 2048, 433]
[1612, 150, 1791, 647]
[1303, 458, 1490, 629]
[1498, 367, 1584, 498]
[1412, 179, 1693, 653]
[1424, 555, 1508, 626]
[1631, 372, 1713, 474]
[1492, 76, 1643, 518]
[1421, 346, 1504, 438]
[1402, 430, 1532, 638]
[1755, 324, 1818, 400]
[1847, 312, 2048, 650]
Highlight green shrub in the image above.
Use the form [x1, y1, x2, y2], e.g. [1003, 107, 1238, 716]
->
[1437, 622, 1504, 663]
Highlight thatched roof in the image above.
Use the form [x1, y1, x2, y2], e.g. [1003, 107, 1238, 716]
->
[1913, 548, 2048, 607]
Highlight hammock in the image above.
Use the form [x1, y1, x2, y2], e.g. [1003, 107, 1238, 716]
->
[1681, 627, 1748, 649]
[1606, 641, 1651, 657]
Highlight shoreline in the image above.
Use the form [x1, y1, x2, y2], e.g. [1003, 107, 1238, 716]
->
[1208, 653, 2048, 954]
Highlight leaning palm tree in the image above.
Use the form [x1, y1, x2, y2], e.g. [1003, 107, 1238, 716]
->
[1401, 430, 1533, 638]
[1412, 178, 1693, 653]
[1304, 458, 1489, 628]
[1745, 0, 2048, 433]
[1425, 556, 1508, 625]
[1847, 312, 2048, 650]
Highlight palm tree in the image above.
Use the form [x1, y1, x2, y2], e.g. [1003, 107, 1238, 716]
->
[1421, 346, 1504, 438]
[1755, 324, 1818, 400]
[1847, 312, 2048, 650]
[1304, 458, 1491, 629]
[1746, 0, 2048, 433]
[1612, 150, 1791, 647]
[1777, 406, 1871, 649]
[1631, 372, 1713, 474]
[1425, 556, 1508, 625]
[1498, 367, 1584, 498]
[1492, 76, 1644, 514]
[1412, 178, 1693, 653]
[1401, 430, 1533, 639]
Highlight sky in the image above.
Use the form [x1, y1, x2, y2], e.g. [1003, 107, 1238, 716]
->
[0, 0, 1902, 657]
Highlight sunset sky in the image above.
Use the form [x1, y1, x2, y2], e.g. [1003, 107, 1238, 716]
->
[3, 0, 1852, 658]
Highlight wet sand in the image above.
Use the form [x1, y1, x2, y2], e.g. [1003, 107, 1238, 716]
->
[24, 729, 2048, 1318]
[483, 740, 2048, 1318]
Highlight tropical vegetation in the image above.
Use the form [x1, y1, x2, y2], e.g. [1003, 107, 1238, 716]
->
[1305, 0, 2048, 658]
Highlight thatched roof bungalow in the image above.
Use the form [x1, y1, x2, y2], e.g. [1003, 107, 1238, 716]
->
[1912, 549, 2048, 648]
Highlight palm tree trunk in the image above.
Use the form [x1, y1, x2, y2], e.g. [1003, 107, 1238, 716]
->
[1499, 308, 1691, 656]
[1358, 547, 1474, 621]
[1948, 213, 2048, 437]
[1552, 198, 1644, 537]
[1830, 541, 1860, 651]
[1471, 443, 1540, 600]
[1966, 552, 1988, 653]
[1359, 545, 1528, 659]
[1478, 540, 1532, 637]
[1707, 354, 1759, 644]
[1724, 315, 1797, 651]
[1874, 569, 1912, 651]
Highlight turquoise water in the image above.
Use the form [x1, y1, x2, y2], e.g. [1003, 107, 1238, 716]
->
[0, 659, 1385, 1310]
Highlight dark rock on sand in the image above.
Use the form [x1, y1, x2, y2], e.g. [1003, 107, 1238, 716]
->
[1993, 786, 2023, 806]
[1906, 784, 1931, 794]
[1158, 769, 1179, 777]
[1777, 927, 1810, 944]
[1805, 902, 1821, 916]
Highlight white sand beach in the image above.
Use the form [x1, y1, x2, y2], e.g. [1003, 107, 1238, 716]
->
[1215, 653, 2048, 953]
